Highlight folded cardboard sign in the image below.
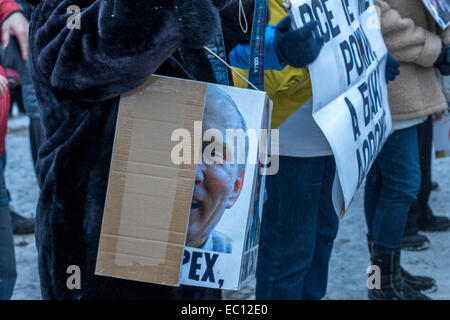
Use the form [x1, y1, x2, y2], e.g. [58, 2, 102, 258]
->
[96, 75, 271, 290]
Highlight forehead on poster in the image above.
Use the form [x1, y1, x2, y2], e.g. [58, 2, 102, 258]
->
[203, 85, 249, 170]
[186, 86, 249, 252]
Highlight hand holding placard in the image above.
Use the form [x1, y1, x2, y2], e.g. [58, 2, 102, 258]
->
[274, 16, 324, 68]
[385, 54, 400, 83]
[435, 43, 450, 76]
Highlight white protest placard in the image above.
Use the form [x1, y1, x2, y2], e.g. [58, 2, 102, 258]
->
[433, 113, 450, 152]
[422, 0, 450, 30]
[289, 0, 392, 215]
[96, 76, 271, 290]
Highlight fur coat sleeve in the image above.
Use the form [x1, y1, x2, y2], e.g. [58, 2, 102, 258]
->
[30, 0, 223, 103]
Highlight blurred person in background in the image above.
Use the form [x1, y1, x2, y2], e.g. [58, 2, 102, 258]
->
[0, 0, 37, 235]
[0, 63, 15, 300]
[230, 0, 399, 300]
[365, 0, 450, 300]
[1, 0, 35, 234]
[0, 0, 29, 299]
[3, 0, 43, 170]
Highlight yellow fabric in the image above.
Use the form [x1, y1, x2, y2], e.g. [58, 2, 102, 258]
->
[232, 0, 313, 129]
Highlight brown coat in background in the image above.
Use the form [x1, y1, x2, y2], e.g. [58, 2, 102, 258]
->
[375, 0, 449, 120]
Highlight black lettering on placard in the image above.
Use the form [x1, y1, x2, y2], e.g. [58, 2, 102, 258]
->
[356, 148, 364, 186]
[362, 137, 373, 171]
[299, 4, 315, 24]
[340, 41, 353, 85]
[358, 0, 370, 14]
[378, 109, 387, 148]
[201, 253, 218, 283]
[347, 63, 388, 188]
[357, 27, 376, 65]
[368, 131, 377, 163]
[345, 97, 360, 141]
[355, 68, 385, 130]
[312, 0, 330, 42]
[341, 0, 355, 26]
[321, 0, 341, 38]
[183, 250, 223, 286]
[368, 68, 383, 117]
[374, 121, 381, 149]
[340, 27, 377, 85]
[354, 28, 370, 69]
[298, 1, 341, 43]
[359, 83, 370, 126]
[183, 250, 190, 264]
[188, 251, 202, 281]
[352, 106, 388, 188]
[350, 34, 364, 76]
[299, 4, 321, 40]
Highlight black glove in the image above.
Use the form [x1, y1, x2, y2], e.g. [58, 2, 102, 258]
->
[385, 54, 400, 83]
[435, 43, 450, 75]
[274, 16, 324, 68]
[175, 0, 220, 48]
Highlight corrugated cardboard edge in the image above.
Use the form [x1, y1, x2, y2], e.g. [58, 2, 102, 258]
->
[95, 76, 206, 286]
[238, 95, 273, 289]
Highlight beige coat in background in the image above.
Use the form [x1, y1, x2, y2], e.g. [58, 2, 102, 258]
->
[375, 0, 449, 120]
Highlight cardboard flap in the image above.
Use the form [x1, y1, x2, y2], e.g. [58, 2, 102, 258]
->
[96, 76, 206, 286]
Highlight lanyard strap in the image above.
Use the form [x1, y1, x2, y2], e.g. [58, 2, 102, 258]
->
[206, 0, 267, 89]
[248, 0, 267, 91]
[205, 24, 230, 86]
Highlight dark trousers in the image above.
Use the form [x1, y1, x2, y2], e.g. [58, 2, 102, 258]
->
[364, 125, 421, 249]
[404, 116, 433, 235]
[0, 154, 16, 300]
[256, 156, 339, 300]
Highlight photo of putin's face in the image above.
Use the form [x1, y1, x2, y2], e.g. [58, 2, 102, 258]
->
[186, 86, 248, 253]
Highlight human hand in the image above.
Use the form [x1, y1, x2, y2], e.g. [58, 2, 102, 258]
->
[385, 54, 400, 83]
[1, 11, 29, 61]
[274, 16, 324, 68]
[435, 43, 450, 76]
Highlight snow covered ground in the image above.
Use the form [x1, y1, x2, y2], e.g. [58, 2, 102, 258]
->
[6, 114, 450, 300]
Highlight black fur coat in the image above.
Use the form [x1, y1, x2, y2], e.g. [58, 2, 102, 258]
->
[28, 0, 254, 299]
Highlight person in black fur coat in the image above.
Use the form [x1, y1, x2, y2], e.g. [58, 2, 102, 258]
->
[25, 0, 254, 299]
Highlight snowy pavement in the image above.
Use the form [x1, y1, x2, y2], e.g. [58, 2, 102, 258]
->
[6, 114, 450, 300]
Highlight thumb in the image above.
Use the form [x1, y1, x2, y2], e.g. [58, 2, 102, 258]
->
[277, 16, 292, 32]
[299, 20, 318, 37]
